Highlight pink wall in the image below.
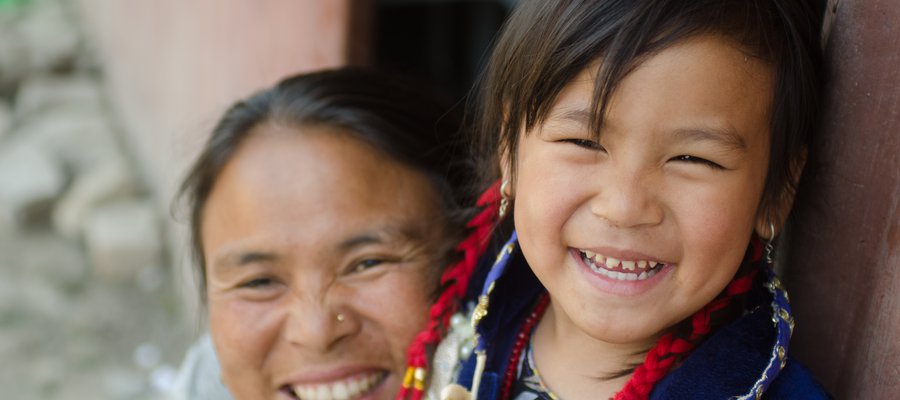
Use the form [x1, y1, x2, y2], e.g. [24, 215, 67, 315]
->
[75, 0, 371, 206]
[73, 0, 372, 315]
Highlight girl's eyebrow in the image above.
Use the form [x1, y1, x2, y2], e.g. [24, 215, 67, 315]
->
[549, 108, 592, 125]
[672, 127, 747, 151]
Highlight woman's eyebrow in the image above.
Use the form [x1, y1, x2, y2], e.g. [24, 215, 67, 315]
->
[337, 224, 422, 252]
[214, 251, 279, 269]
[673, 126, 747, 151]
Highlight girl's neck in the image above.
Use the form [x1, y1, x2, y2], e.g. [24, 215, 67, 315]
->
[532, 301, 657, 400]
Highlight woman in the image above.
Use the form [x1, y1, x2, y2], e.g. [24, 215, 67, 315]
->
[175, 69, 475, 400]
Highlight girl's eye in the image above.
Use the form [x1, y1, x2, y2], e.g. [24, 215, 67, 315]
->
[671, 155, 724, 170]
[561, 138, 604, 151]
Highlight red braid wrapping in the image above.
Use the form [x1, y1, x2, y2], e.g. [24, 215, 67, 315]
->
[397, 181, 502, 400]
[614, 256, 761, 400]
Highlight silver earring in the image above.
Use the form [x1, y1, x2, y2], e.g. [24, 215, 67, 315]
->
[765, 222, 776, 264]
[499, 180, 510, 218]
[336, 313, 345, 322]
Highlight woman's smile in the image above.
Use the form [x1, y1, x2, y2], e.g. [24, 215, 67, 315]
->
[278, 368, 390, 400]
[203, 127, 446, 399]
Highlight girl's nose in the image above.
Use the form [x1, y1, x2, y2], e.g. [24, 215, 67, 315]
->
[589, 168, 663, 229]
[282, 298, 359, 352]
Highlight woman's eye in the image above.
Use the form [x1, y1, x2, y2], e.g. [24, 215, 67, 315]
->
[561, 138, 603, 150]
[239, 277, 275, 289]
[352, 259, 386, 273]
[671, 155, 724, 170]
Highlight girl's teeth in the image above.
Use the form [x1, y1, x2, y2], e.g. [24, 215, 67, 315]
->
[580, 250, 665, 282]
[605, 257, 620, 268]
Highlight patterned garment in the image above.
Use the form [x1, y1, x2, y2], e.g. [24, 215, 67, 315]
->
[511, 339, 559, 400]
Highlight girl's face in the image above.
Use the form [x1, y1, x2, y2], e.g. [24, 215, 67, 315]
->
[202, 125, 446, 400]
[509, 35, 776, 346]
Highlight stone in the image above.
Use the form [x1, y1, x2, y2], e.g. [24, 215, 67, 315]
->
[83, 200, 162, 282]
[52, 159, 138, 239]
[13, 74, 103, 119]
[12, 0, 80, 73]
[0, 100, 12, 140]
[10, 103, 122, 173]
[0, 142, 66, 228]
[0, 25, 29, 87]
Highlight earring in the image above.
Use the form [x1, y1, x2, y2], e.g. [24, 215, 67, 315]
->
[765, 222, 776, 264]
[336, 313, 345, 322]
[499, 179, 510, 218]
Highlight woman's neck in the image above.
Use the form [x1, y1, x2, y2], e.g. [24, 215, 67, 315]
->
[531, 302, 657, 400]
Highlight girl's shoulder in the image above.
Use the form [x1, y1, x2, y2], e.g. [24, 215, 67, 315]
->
[766, 358, 832, 400]
[651, 279, 831, 400]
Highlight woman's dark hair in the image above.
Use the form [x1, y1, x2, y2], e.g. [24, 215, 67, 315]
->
[178, 68, 473, 298]
[475, 0, 824, 221]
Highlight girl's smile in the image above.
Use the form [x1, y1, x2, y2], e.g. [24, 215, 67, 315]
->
[510, 34, 777, 358]
[570, 247, 672, 296]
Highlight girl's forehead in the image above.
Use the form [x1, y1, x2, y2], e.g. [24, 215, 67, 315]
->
[549, 35, 774, 118]
[533, 35, 774, 152]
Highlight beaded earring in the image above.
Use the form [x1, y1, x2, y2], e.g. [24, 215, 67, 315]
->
[499, 180, 510, 218]
[765, 221, 776, 264]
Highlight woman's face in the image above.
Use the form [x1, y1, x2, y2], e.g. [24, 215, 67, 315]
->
[201, 124, 447, 400]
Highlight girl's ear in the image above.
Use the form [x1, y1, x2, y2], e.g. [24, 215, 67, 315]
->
[754, 148, 807, 238]
[499, 145, 514, 198]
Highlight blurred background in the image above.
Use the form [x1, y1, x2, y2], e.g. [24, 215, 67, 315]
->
[0, 0, 896, 399]
[0, 0, 512, 398]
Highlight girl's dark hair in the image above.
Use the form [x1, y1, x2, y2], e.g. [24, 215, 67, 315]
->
[177, 68, 473, 298]
[472, 0, 824, 395]
[475, 0, 823, 221]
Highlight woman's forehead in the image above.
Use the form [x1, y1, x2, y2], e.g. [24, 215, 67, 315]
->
[200, 126, 445, 264]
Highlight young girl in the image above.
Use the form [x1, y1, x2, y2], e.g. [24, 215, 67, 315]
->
[406, 0, 829, 399]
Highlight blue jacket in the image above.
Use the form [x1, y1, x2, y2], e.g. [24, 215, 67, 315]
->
[455, 234, 830, 399]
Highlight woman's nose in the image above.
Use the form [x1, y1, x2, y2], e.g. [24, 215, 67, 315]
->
[282, 298, 359, 352]
[589, 166, 663, 229]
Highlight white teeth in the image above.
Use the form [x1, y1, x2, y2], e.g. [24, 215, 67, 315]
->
[293, 371, 385, 400]
[347, 379, 361, 396]
[580, 250, 666, 282]
[332, 382, 349, 400]
[316, 385, 332, 400]
[605, 256, 620, 268]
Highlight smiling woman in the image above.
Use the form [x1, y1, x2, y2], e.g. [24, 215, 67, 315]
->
[176, 69, 473, 400]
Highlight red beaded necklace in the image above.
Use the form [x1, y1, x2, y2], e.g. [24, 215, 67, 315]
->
[499, 292, 551, 400]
